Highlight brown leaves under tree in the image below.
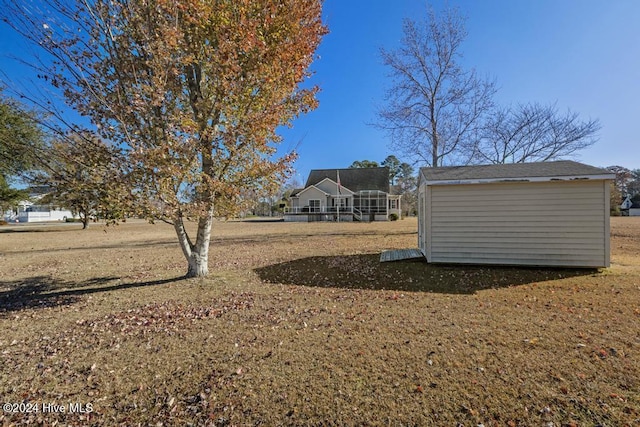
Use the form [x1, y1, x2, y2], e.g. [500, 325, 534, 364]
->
[1, 0, 327, 277]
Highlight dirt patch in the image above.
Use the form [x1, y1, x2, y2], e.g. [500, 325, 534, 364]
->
[1, 217, 639, 426]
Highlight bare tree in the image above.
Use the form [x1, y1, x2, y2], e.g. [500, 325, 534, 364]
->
[377, 5, 496, 167]
[475, 103, 601, 164]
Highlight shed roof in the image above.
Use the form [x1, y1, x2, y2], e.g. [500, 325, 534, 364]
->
[421, 161, 613, 183]
[305, 167, 390, 193]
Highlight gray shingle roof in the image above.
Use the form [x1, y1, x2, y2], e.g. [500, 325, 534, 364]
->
[421, 161, 612, 182]
[305, 167, 390, 193]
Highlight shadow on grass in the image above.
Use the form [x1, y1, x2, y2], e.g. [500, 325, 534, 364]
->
[0, 226, 81, 234]
[0, 275, 185, 313]
[255, 254, 598, 294]
[239, 218, 284, 223]
[5, 239, 179, 256]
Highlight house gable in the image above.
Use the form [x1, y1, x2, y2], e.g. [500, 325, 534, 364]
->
[293, 185, 328, 199]
[315, 177, 355, 195]
[620, 195, 635, 210]
[289, 188, 305, 198]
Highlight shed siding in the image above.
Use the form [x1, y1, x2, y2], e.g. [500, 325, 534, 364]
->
[426, 180, 608, 267]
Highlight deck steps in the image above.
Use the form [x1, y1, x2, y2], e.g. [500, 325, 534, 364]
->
[380, 248, 424, 262]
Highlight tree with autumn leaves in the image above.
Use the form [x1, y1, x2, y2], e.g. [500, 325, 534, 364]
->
[0, 91, 44, 214]
[30, 132, 129, 230]
[2, 0, 326, 277]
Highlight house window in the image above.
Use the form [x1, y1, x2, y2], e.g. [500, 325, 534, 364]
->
[389, 199, 397, 209]
[309, 199, 320, 212]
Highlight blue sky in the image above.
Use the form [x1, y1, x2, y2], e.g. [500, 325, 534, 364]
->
[1, 1, 638, 183]
[280, 0, 639, 181]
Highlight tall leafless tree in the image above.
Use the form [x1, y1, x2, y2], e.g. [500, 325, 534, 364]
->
[475, 103, 601, 164]
[377, 6, 496, 167]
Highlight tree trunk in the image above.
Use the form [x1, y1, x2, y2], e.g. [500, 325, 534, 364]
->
[174, 207, 214, 278]
[430, 102, 439, 167]
[185, 247, 209, 277]
[80, 211, 89, 229]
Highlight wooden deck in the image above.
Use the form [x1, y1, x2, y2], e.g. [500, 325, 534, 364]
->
[380, 248, 424, 263]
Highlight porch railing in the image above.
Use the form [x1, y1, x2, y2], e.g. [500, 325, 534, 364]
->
[284, 206, 388, 215]
[284, 206, 354, 214]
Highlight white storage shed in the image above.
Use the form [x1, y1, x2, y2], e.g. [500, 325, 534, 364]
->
[418, 161, 615, 268]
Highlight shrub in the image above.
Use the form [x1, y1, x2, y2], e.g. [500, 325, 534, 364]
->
[389, 213, 399, 221]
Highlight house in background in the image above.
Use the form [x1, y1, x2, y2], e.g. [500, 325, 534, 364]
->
[418, 161, 615, 268]
[285, 167, 401, 222]
[3, 186, 75, 223]
[15, 201, 74, 223]
[620, 195, 640, 216]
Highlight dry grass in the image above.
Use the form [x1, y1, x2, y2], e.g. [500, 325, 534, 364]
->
[1, 217, 639, 426]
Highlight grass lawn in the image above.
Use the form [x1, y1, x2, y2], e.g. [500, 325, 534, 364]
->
[1, 217, 639, 426]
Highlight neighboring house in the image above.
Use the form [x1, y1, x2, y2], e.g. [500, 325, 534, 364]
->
[418, 160, 615, 268]
[3, 187, 75, 223]
[16, 202, 74, 223]
[285, 167, 401, 222]
[620, 195, 640, 216]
